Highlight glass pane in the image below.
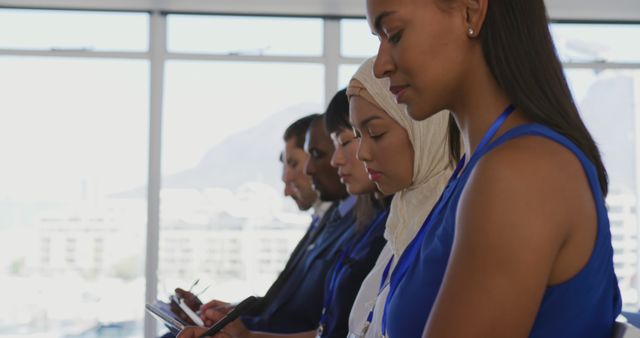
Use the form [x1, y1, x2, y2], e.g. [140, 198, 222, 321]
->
[159, 61, 324, 317]
[566, 68, 640, 309]
[168, 15, 323, 56]
[0, 9, 148, 52]
[339, 64, 361, 89]
[341, 19, 378, 58]
[0, 57, 149, 337]
[552, 23, 640, 63]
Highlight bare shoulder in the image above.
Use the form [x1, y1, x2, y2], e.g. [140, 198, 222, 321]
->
[468, 134, 588, 209]
[458, 134, 592, 256]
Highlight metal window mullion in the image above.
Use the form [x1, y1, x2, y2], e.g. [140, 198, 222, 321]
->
[562, 61, 640, 70]
[633, 71, 640, 310]
[324, 18, 340, 105]
[0, 49, 148, 59]
[336, 56, 367, 65]
[165, 52, 325, 63]
[144, 10, 165, 338]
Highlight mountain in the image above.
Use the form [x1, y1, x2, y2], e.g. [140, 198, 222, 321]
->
[115, 103, 320, 197]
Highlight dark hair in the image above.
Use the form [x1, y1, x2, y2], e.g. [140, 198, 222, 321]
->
[355, 194, 389, 232]
[447, 115, 461, 167]
[325, 88, 351, 134]
[283, 113, 320, 149]
[478, 0, 608, 195]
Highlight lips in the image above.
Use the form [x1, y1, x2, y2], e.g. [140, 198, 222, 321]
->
[338, 173, 350, 183]
[389, 85, 409, 103]
[367, 168, 382, 181]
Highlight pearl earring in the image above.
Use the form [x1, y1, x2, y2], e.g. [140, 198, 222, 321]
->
[467, 27, 475, 36]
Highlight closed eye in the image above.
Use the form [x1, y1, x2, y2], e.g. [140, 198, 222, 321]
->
[388, 30, 403, 45]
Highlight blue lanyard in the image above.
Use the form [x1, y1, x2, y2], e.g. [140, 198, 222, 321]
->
[364, 255, 394, 326]
[381, 104, 515, 337]
[317, 209, 388, 336]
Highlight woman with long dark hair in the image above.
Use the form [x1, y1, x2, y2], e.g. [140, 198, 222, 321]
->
[365, 0, 621, 337]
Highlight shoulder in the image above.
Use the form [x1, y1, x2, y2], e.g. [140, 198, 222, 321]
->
[457, 134, 588, 254]
[476, 133, 584, 188]
[469, 134, 588, 208]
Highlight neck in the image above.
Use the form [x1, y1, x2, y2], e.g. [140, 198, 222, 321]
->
[449, 56, 520, 159]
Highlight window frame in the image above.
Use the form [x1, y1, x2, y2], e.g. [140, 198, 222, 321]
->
[1, 8, 640, 337]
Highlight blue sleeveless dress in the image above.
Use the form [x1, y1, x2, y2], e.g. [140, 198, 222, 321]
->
[385, 123, 622, 338]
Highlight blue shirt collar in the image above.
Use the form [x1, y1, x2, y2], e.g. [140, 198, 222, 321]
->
[338, 195, 357, 217]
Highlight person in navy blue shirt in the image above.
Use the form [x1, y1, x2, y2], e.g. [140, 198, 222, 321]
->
[365, 0, 621, 337]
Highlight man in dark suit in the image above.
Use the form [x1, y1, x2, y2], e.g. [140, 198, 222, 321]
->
[237, 111, 356, 332]
[181, 95, 355, 336]
[172, 91, 357, 336]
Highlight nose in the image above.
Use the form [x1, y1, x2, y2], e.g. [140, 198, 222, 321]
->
[303, 157, 315, 177]
[283, 165, 294, 183]
[356, 137, 372, 163]
[373, 42, 395, 79]
[330, 147, 345, 169]
[284, 182, 295, 198]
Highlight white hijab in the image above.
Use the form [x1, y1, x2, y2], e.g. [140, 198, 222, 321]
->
[347, 57, 454, 257]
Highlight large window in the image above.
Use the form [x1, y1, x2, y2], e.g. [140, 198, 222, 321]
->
[0, 9, 148, 51]
[159, 59, 324, 304]
[168, 15, 323, 56]
[0, 56, 149, 337]
[565, 68, 640, 308]
[0, 9, 150, 338]
[1, 8, 640, 338]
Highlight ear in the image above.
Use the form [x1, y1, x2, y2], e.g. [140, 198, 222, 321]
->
[463, 0, 488, 38]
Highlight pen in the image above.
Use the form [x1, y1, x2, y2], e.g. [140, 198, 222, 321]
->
[187, 279, 200, 293]
[195, 285, 210, 297]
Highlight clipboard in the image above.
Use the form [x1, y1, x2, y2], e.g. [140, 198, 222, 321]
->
[145, 301, 188, 331]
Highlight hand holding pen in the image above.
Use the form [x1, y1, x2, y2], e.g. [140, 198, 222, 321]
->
[171, 279, 211, 325]
[176, 279, 211, 309]
[176, 296, 257, 338]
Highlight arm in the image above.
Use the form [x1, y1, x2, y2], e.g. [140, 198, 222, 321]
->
[422, 138, 592, 338]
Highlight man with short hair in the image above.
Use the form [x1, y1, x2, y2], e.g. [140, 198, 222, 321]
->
[239, 110, 354, 333]
[175, 91, 357, 337]
[280, 114, 329, 216]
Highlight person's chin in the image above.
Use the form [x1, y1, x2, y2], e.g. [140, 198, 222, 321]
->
[405, 103, 428, 121]
[295, 201, 312, 211]
[346, 187, 362, 195]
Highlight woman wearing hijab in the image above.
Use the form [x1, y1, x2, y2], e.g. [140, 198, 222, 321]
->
[346, 56, 459, 338]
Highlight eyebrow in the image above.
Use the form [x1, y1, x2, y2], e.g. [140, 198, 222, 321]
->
[374, 10, 395, 34]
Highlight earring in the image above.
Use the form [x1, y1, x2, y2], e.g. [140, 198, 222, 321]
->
[467, 27, 475, 37]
